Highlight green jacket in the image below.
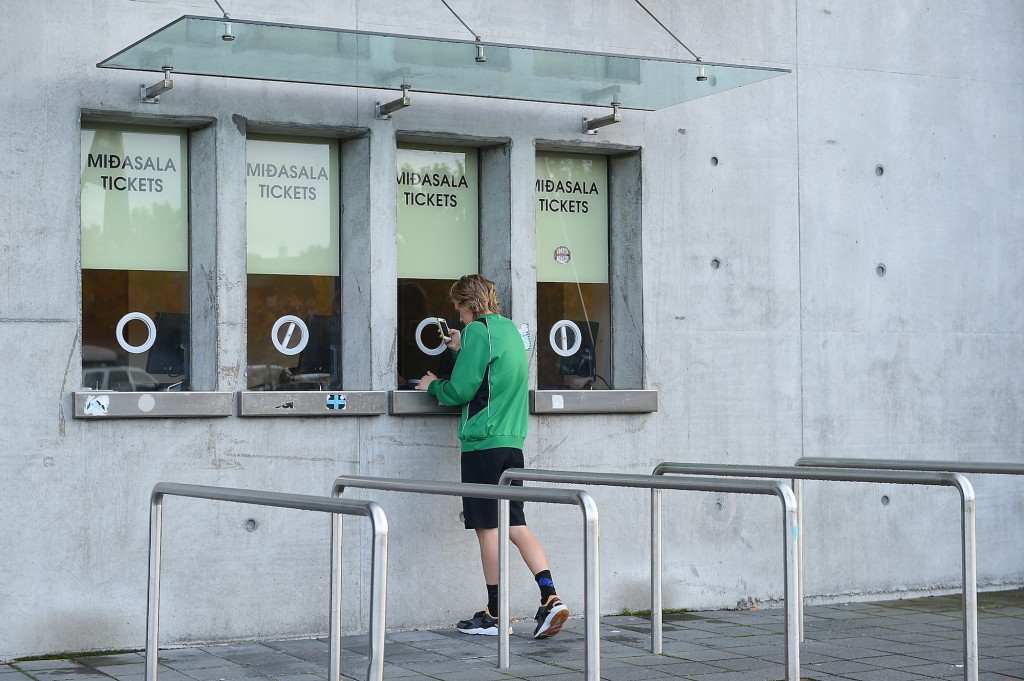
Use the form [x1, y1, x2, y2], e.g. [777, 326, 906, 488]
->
[427, 313, 528, 451]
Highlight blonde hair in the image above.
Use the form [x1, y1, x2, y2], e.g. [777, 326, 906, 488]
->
[449, 274, 500, 317]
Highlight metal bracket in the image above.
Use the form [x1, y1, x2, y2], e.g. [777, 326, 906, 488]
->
[140, 66, 173, 104]
[582, 101, 621, 135]
[376, 84, 412, 119]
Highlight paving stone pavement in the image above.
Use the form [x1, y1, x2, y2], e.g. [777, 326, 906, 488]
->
[4, 590, 1021, 681]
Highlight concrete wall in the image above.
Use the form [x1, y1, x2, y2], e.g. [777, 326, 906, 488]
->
[0, 0, 1021, 659]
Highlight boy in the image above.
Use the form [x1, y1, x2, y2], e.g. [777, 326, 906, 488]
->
[416, 274, 569, 638]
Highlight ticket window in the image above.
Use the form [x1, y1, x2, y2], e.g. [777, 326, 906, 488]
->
[245, 135, 341, 391]
[535, 152, 611, 390]
[81, 124, 190, 392]
[396, 144, 479, 388]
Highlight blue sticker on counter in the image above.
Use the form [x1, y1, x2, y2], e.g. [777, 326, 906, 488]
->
[84, 395, 109, 416]
[792, 524, 799, 539]
[326, 394, 347, 410]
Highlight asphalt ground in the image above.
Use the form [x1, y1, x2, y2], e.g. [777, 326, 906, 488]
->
[4, 589, 1022, 681]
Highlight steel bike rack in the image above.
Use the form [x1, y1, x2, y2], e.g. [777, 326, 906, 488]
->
[332, 475, 601, 681]
[796, 457, 1024, 477]
[499, 468, 801, 681]
[653, 463, 978, 681]
[798, 455, 1024, 677]
[148, 483, 388, 681]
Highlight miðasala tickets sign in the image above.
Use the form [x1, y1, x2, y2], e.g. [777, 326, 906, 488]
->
[397, 145, 478, 279]
[81, 125, 188, 272]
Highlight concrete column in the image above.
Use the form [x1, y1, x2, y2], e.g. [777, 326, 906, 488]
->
[214, 115, 248, 393]
[508, 139, 539, 386]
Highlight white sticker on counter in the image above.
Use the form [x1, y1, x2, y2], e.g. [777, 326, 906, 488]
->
[138, 394, 156, 412]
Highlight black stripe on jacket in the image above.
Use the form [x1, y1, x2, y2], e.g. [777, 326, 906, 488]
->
[466, 317, 490, 422]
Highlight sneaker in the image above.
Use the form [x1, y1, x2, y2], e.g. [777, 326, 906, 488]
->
[533, 595, 569, 638]
[457, 608, 500, 636]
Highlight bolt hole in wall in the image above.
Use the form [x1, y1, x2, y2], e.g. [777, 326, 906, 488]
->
[711, 258, 721, 270]
[880, 496, 890, 506]
[80, 124, 190, 392]
[710, 156, 719, 166]
[875, 164, 884, 176]
[245, 519, 258, 531]
[876, 263, 886, 277]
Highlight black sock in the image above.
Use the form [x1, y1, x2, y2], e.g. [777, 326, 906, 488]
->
[535, 569, 556, 602]
[486, 583, 499, 617]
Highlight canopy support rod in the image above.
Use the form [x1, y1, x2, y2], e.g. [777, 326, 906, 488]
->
[439, 1, 487, 62]
[632, 0, 701, 61]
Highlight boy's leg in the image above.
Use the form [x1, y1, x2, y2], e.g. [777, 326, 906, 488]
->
[453, 528, 501, 635]
[509, 525, 549, 574]
[480, 526, 552, 580]
[476, 527, 500, 583]
[509, 526, 570, 639]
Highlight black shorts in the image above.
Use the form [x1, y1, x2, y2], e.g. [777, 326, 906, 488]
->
[460, 447, 526, 529]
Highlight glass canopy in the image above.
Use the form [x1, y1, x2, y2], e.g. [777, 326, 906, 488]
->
[99, 16, 789, 111]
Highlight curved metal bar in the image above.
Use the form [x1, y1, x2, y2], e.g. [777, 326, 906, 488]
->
[580, 491, 601, 677]
[796, 456, 1024, 476]
[147, 483, 388, 681]
[332, 500, 389, 681]
[498, 498, 510, 667]
[775, 481, 800, 678]
[332, 474, 601, 681]
[654, 462, 970, 487]
[650, 488, 662, 650]
[498, 468, 800, 681]
[953, 473, 978, 681]
[653, 462, 978, 681]
[333, 475, 593, 505]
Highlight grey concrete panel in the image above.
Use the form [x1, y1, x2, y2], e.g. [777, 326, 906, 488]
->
[650, 329, 803, 463]
[642, 71, 801, 336]
[802, 330, 1024, 460]
[0, 321, 78, 438]
[797, 0, 1024, 84]
[798, 66, 1024, 336]
[0, 69, 82, 321]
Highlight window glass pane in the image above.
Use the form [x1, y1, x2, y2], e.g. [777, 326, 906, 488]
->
[396, 144, 478, 388]
[535, 152, 611, 390]
[80, 125, 190, 391]
[245, 135, 340, 390]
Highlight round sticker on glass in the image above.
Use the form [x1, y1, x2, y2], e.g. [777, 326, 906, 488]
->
[271, 315, 309, 356]
[115, 312, 157, 354]
[554, 246, 571, 264]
